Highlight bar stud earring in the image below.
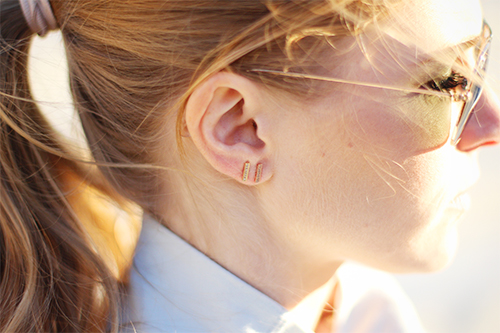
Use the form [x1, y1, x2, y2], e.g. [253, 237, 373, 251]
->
[254, 163, 263, 183]
[242, 161, 250, 181]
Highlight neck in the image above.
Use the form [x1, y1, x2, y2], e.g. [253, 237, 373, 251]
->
[158, 176, 343, 330]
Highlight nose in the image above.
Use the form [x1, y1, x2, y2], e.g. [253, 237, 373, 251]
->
[457, 87, 500, 151]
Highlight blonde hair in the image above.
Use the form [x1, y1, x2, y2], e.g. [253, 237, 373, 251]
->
[0, 0, 395, 331]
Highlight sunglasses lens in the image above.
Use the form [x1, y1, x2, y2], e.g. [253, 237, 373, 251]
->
[461, 83, 482, 125]
[452, 31, 491, 145]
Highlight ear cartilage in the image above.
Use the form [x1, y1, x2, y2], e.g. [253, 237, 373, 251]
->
[242, 161, 250, 181]
[254, 163, 263, 183]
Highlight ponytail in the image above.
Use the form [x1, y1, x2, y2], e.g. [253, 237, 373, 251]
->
[0, 0, 118, 331]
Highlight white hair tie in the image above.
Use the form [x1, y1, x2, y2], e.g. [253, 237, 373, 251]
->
[19, 0, 57, 37]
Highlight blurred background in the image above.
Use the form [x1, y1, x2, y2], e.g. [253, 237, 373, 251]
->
[29, 1, 499, 332]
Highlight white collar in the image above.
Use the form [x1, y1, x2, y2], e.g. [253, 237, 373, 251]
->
[121, 216, 424, 333]
[121, 215, 309, 333]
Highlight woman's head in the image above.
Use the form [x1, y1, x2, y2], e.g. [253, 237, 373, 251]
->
[49, 0, 499, 273]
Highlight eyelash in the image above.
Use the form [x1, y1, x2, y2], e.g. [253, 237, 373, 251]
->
[424, 71, 467, 93]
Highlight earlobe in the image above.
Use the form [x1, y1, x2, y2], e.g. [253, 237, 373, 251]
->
[184, 72, 272, 184]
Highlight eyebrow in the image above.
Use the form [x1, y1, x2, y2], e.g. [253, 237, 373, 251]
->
[409, 33, 481, 79]
[418, 35, 479, 63]
[456, 34, 482, 49]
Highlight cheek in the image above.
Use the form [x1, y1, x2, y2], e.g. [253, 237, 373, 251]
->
[344, 93, 452, 156]
[322, 148, 457, 272]
[290, 111, 457, 271]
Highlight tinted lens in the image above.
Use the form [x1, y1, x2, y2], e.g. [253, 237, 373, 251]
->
[451, 23, 492, 145]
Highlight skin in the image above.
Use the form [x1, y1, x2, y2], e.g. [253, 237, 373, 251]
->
[157, 0, 500, 330]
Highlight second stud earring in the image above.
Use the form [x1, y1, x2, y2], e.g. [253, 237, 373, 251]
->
[254, 163, 263, 183]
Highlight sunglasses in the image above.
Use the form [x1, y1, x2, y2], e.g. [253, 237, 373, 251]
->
[251, 21, 492, 146]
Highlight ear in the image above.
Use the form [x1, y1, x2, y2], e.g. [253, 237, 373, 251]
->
[184, 72, 272, 184]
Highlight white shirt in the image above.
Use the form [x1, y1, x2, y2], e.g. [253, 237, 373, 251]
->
[121, 216, 425, 333]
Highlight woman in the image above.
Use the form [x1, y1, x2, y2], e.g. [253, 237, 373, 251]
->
[1, 0, 499, 332]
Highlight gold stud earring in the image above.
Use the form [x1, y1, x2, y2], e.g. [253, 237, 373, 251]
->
[242, 161, 250, 181]
[254, 163, 263, 183]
